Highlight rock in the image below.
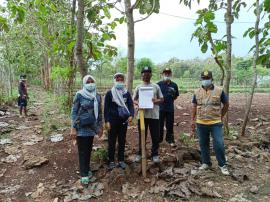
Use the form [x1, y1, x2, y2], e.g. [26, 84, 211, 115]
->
[25, 192, 32, 197]
[144, 178, 151, 183]
[0, 122, 9, 128]
[1, 154, 19, 163]
[0, 185, 20, 194]
[16, 125, 31, 130]
[23, 154, 49, 169]
[249, 185, 259, 194]
[176, 105, 183, 110]
[231, 170, 249, 183]
[50, 134, 64, 142]
[0, 139, 12, 145]
[31, 183, 45, 199]
[183, 113, 190, 116]
[229, 193, 252, 202]
[0, 168, 7, 177]
[23, 135, 44, 146]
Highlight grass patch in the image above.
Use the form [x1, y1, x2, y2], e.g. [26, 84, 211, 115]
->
[179, 132, 196, 147]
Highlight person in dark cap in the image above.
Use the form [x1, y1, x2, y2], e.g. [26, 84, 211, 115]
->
[157, 68, 179, 146]
[133, 66, 164, 163]
[18, 74, 29, 117]
[191, 70, 230, 175]
[104, 72, 134, 170]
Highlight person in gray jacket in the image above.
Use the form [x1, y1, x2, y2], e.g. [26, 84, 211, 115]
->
[70, 75, 103, 187]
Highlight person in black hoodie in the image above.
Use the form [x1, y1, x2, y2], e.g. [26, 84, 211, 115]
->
[104, 73, 134, 170]
[18, 74, 29, 117]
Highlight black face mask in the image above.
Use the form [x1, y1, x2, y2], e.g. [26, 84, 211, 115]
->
[142, 72, 151, 82]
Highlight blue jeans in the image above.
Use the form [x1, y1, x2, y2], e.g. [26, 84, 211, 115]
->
[196, 123, 226, 167]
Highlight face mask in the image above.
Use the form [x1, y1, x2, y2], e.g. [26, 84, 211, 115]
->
[84, 83, 96, 92]
[115, 82, 125, 89]
[163, 76, 171, 81]
[201, 79, 212, 87]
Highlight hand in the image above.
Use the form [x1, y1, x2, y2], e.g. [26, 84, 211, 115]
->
[133, 100, 139, 106]
[190, 122, 196, 138]
[105, 122, 111, 130]
[97, 128, 103, 138]
[70, 128, 77, 140]
[152, 98, 159, 104]
[128, 116, 133, 125]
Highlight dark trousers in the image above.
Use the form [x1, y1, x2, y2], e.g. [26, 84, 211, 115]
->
[77, 136, 94, 177]
[159, 111, 175, 143]
[137, 118, 160, 157]
[108, 122, 128, 162]
[196, 123, 226, 167]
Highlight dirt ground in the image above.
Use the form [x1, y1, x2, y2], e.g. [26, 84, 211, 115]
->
[0, 89, 270, 202]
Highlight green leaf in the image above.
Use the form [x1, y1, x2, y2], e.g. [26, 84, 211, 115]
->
[201, 43, 208, 53]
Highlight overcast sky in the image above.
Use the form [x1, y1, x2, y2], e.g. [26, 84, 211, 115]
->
[0, 0, 258, 63]
[110, 0, 258, 63]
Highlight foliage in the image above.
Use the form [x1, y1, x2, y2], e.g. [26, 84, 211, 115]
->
[92, 148, 109, 162]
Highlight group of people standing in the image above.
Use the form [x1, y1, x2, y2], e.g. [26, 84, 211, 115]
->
[70, 67, 229, 187]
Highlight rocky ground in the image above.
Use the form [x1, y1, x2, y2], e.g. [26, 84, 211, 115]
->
[0, 88, 270, 202]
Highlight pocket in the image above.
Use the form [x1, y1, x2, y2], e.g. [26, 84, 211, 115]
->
[211, 96, 220, 105]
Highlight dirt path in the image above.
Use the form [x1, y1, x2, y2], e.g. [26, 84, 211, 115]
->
[0, 88, 270, 202]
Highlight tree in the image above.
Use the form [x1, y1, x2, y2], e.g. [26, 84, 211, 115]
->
[121, 0, 160, 92]
[241, 0, 262, 136]
[180, 0, 246, 135]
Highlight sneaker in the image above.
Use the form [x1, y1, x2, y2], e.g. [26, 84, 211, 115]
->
[199, 163, 211, 170]
[88, 171, 93, 178]
[108, 162, 116, 170]
[170, 142, 176, 147]
[80, 177, 89, 187]
[134, 155, 141, 163]
[219, 165, 230, 175]
[152, 156, 160, 163]
[118, 161, 127, 170]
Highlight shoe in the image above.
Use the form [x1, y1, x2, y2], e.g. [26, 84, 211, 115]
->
[152, 156, 160, 163]
[219, 165, 230, 175]
[118, 161, 127, 170]
[134, 155, 141, 163]
[170, 142, 176, 147]
[80, 177, 89, 187]
[108, 162, 116, 170]
[199, 163, 211, 170]
[88, 171, 93, 178]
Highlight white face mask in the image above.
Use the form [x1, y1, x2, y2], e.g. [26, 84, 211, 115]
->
[163, 76, 171, 81]
[201, 79, 212, 87]
[84, 83, 96, 92]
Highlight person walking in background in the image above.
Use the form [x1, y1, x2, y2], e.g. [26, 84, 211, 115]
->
[70, 75, 103, 187]
[104, 73, 134, 170]
[191, 70, 229, 175]
[157, 68, 179, 147]
[133, 66, 164, 163]
[18, 74, 29, 118]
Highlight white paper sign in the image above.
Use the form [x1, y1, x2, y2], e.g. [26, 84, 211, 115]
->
[139, 87, 154, 109]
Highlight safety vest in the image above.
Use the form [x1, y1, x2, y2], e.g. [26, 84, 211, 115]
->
[195, 85, 222, 124]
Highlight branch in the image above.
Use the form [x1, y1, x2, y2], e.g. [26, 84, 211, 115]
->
[134, 0, 157, 23]
[114, 5, 125, 14]
[131, 0, 142, 10]
[207, 31, 225, 70]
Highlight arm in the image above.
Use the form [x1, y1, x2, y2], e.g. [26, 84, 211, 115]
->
[133, 87, 139, 105]
[97, 95, 103, 130]
[174, 83, 180, 100]
[220, 91, 229, 119]
[127, 92, 135, 117]
[104, 91, 111, 123]
[153, 85, 164, 104]
[71, 93, 80, 128]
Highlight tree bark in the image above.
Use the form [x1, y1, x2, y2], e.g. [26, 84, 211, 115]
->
[76, 0, 87, 78]
[241, 0, 260, 136]
[223, 0, 233, 136]
[124, 0, 135, 93]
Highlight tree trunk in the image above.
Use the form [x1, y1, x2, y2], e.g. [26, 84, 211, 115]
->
[42, 53, 51, 90]
[223, 0, 233, 136]
[76, 0, 87, 78]
[67, 0, 77, 106]
[124, 0, 135, 93]
[241, 0, 260, 136]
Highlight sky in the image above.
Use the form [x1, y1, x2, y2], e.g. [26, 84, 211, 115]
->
[110, 0, 258, 63]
